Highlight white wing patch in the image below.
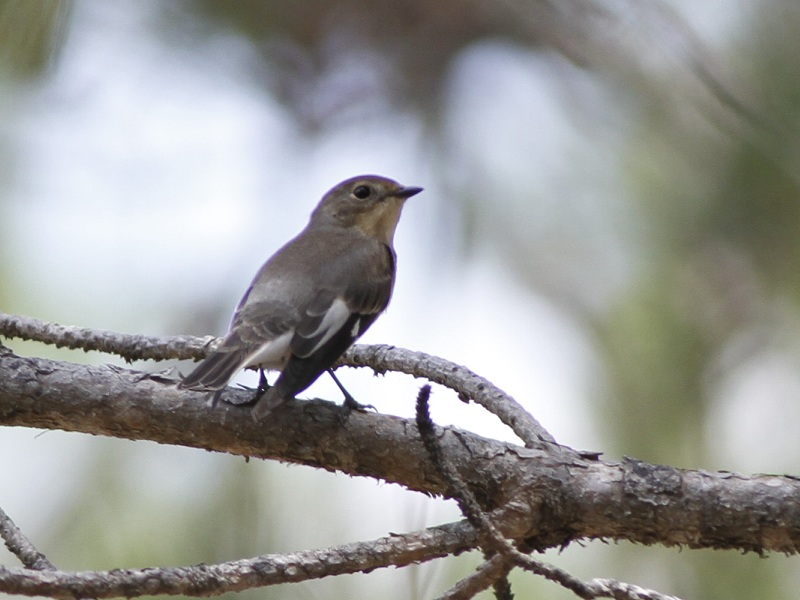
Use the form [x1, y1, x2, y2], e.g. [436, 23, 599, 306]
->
[350, 319, 362, 337]
[242, 331, 294, 371]
[296, 297, 351, 358]
[241, 298, 354, 368]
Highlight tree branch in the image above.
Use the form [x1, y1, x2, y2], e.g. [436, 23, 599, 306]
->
[343, 343, 556, 448]
[436, 554, 511, 600]
[1, 344, 800, 555]
[0, 521, 476, 599]
[415, 384, 687, 600]
[0, 312, 213, 362]
[2, 315, 800, 600]
[0, 312, 555, 448]
[0, 507, 56, 571]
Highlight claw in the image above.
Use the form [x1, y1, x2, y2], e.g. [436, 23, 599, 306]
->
[210, 370, 272, 408]
[328, 369, 375, 422]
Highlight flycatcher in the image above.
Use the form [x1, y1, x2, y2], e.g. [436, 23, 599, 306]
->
[180, 175, 423, 420]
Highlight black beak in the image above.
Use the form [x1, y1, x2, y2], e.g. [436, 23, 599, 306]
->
[396, 185, 424, 199]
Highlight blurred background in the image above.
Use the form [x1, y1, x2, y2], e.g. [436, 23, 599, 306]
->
[2, 0, 800, 598]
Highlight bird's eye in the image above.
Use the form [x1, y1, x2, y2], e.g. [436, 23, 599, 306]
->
[353, 185, 372, 200]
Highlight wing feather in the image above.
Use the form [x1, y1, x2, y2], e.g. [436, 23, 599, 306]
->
[184, 232, 397, 405]
[264, 243, 396, 405]
[179, 345, 249, 390]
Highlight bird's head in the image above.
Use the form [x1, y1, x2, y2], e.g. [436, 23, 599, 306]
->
[311, 175, 423, 245]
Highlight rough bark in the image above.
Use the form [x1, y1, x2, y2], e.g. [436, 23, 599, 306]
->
[2, 343, 800, 557]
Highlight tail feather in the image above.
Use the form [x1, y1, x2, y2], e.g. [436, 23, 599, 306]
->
[180, 349, 247, 390]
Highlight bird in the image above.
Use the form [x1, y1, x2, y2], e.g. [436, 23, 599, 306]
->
[179, 175, 423, 420]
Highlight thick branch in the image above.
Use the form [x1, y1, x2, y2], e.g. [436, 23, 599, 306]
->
[2, 346, 800, 556]
[0, 313, 554, 448]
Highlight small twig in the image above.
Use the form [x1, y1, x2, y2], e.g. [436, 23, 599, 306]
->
[415, 385, 487, 532]
[417, 384, 520, 599]
[415, 385, 519, 555]
[492, 570, 514, 600]
[0, 506, 55, 571]
[414, 386, 683, 600]
[506, 553, 600, 599]
[581, 579, 683, 600]
[435, 554, 512, 600]
[348, 344, 557, 449]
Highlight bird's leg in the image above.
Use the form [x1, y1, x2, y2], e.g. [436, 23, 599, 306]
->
[225, 370, 271, 406]
[252, 369, 271, 402]
[327, 369, 375, 419]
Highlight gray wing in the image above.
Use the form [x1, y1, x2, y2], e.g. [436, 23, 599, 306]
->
[178, 296, 297, 391]
[251, 243, 396, 418]
[181, 232, 395, 398]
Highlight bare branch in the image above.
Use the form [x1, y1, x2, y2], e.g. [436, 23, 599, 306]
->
[582, 579, 683, 600]
[0, 312, 557, 449]
[0, 312, 213, 362]
[0, 520, 476, 598]
[415, 383, 683, 600]
[2, 346, 800, 556]
[1, 316, 799, 600]
[416, 384, 506, 531]
[0, 507, 55, 571]
[344, 344, 556, 448]
[435, 549, 685, 600]
[435, 554, 511, 600]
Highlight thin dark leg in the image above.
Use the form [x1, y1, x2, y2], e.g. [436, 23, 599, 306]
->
[327, 369, 374, 415]
[215, 370, 271, 407]
[247, 369, 271, 404]
[256, 369, 270, 395]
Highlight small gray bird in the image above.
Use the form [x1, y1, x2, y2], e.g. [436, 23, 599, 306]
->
[179, 175, 422, 420]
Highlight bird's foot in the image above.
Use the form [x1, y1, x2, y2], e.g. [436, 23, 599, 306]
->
[343, 394, 375, 413]
[338, 392, 376, 424]
[212, 370, 272, 407]
[327, 368, 375, 423]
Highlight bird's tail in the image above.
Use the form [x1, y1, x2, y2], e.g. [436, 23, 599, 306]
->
[179, 349, 247, 391]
